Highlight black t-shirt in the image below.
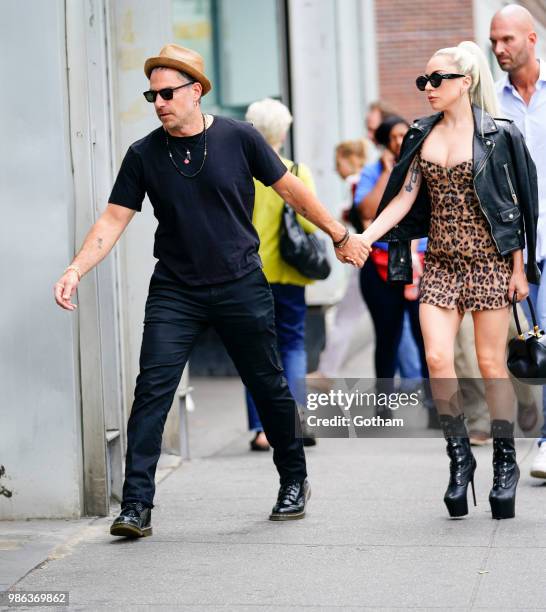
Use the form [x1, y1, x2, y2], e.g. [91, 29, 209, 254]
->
[109, 116, 287, 285]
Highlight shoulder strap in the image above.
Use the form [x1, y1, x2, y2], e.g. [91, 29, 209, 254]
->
[282, 163, 299, 215]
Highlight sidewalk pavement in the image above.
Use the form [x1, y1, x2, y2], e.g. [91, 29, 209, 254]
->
[2, 335, 546, 610]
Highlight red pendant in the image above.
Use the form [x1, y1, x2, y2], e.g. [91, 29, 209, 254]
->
[184, 159, 190, 165]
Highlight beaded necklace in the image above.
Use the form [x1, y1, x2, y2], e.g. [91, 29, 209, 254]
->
[165, 113, 208, 178]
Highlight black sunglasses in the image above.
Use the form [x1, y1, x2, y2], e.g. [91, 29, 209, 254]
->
[416, 72, 465, 91]
[143, 81, 195, 103]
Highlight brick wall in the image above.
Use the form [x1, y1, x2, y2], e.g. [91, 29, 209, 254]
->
[375, 0, 474, 122]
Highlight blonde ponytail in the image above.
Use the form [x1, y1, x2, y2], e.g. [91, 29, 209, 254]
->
[433, 41, 500, 119]
[458, 41, 499, 117]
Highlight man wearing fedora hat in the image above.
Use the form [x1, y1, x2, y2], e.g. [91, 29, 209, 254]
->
[54, 44, 368, 538]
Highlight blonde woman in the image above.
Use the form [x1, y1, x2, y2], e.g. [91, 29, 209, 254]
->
[361, 42, 540, 520]
[244, 98, 318, 451]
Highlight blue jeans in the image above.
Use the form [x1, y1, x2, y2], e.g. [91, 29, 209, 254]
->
[520, 259, 546, 443]
[246, 283, 307, 432]
[397, 311, 423, 380]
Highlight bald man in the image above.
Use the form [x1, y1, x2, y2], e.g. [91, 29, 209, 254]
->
[491, 4, 546, 480]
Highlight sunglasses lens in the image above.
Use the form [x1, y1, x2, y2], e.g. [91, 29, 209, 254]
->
[159, 88, 174, 100]
[429, 73, 443, 88]
[416, 76, 427, 91]
[143, 90, 156, 103]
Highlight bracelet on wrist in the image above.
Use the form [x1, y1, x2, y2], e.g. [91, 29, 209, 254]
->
[333, 228, 350, 249]
[64, 265, 82, 281]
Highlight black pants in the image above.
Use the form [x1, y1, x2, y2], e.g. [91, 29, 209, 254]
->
[122, 267, 307, 508]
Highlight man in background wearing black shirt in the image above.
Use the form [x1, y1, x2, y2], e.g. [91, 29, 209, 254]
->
[54, 45, 368, 538]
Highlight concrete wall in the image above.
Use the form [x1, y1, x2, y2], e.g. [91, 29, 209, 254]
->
[288, 0, 374, 305]
[111, 0, 169, 411]
[0, 0, 83, 518]
[110, 0, 186, 449]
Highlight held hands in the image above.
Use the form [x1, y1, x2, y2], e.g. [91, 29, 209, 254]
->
[335, 234, 371, 267]
[54, 269, 80, 311]
[508, 270, 529, 302]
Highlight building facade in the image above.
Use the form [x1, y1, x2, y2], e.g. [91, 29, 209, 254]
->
[0, 0, 375, 519]
[1, 0, 543, 518]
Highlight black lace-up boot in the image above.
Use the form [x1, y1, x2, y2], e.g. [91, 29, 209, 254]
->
[110, 502, 152, 538]
[439, 414, 477, 517]
[489, 420, 519, 520]
[269, 479, 311, 521]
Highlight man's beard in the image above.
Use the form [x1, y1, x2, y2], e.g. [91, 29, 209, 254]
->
[504, 48, 531, 72]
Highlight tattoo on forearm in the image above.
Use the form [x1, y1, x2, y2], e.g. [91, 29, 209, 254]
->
[97, 238, 103, 250]
[404, 160, 420, 193]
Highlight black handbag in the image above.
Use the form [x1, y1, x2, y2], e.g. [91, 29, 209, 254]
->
[507, 293, 546, 384]
[279, 164, 331, 281]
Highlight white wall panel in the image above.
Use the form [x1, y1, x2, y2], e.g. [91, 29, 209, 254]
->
[0, 0, 83, 518]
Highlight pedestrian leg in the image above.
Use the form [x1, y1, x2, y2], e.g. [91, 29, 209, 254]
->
[122, 276, 208, 507]
[212, 269, 307, 484]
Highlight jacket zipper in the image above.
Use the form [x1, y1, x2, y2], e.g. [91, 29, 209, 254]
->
[503, 163, 519, 204]
[473, 141, 501, 252]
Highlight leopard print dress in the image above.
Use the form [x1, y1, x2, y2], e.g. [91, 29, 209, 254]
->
[418, 155, 513, 313]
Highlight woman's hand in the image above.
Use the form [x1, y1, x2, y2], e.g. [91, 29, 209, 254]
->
[335, 234, 371, 267]
[360, 230, 373, 263]
[346, 233, 371, 267]
[360, 234, 371, 265]
[508, 269, 529, 302]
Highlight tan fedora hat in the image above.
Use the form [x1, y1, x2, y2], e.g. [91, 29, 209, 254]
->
[144, 44, 212, 96]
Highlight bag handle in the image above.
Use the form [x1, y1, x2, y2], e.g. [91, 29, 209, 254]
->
[283, 163, 299, 214]
[512, 292, 540, 338]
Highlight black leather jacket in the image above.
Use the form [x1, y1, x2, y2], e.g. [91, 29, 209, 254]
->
[375, 105, 540, 285]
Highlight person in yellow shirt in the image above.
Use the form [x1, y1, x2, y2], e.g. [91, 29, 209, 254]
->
[245, 98, 318, 450]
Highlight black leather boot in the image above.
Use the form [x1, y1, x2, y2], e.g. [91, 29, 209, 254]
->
[489, 420, 519, 520]
[439, 414, 477, 517]
[110, 502, 152, 538]
[269, 479, 311, 521]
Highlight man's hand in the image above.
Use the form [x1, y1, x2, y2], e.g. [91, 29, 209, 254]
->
[52, 204, 135, 311]
[335, 234, 371, 267]
[54, 270, 80, 311]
